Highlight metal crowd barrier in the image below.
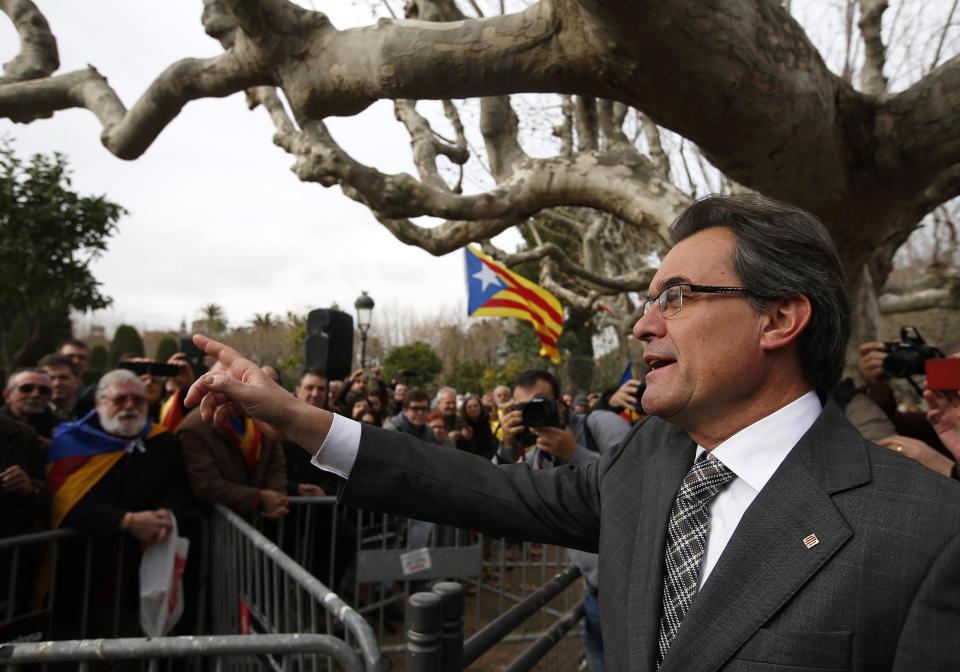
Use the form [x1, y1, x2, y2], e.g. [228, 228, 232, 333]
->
[212, 504, 384, 672]
[2, 495, 584, 670]
[1, 634, 363, 672]
[277, 497, 586, 669]
[0, 527, 82, 643]
[404, 570, 585, 672]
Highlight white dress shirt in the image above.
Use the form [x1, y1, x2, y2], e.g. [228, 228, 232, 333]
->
[312, 391, 823, 589]
[694, 390, 822, 587]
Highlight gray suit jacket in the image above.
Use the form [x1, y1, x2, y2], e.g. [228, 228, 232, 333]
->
[340, 401, 960, 671]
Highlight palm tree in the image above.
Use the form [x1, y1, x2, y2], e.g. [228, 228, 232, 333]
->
[192, 303, 228, 336]
[250, 312, 278, 330]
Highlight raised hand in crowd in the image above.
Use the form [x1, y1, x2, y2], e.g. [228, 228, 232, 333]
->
[876, 435, 955, 477]
[499, 406, 527, 451]
[348, 369, 366, 393]
[0, 464, 34, 496]
[858, 341, 887, 384]
[259, 489, 289, 519]
[609, 378, 643, 410]
[531, 426, 577, 461]
[122, 508, 173, 547]
[167, 353, 195, 390]
[925, 390, 960, 461]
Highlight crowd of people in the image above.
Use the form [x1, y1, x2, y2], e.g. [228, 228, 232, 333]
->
[2, 304, 960, 668]
[181, 195, 960, 671]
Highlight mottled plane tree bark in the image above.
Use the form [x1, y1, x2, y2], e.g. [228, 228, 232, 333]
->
[1, 0, 957, 350]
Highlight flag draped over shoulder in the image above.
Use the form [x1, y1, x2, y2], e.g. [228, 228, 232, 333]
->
[465, 246, 564, 363]
[220, 417, 261, 471]
[47, 412, 167, 528]
[619, 363, 642, 422]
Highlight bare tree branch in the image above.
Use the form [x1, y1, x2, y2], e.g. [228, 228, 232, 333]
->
[915, 164, 960, 217]
[0, 0, 57, 84]
[598, 99, 630, 149]
[879, 286, 960, 314]
[929, 0, 959, 72]
[285, 118, 683, 238]
[491, 241, 656, 298]
[842, 0, 857, 85]
[858, 0, 889, 96]
[480, 96, 526, 181]
[554, 95, 574, 158]
[638, 111, 670, 180]
[395, 99, 468, 190]
[575, 95, 598, 151]
[0, 42, 269, 158]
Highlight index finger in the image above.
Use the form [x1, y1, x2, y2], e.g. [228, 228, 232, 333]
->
[193, 334, 242, 369]
[859, 341, 885, 355]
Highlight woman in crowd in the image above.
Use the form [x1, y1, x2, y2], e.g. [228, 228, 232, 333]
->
[454, 395, 496, 459]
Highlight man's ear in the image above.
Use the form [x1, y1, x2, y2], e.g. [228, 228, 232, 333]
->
[759, 295, 812, 352]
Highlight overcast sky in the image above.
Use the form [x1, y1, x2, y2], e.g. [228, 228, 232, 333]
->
[0, 2, 519, 335]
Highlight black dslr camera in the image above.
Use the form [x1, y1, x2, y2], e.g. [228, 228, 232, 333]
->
[882, 327, 943, 378]
[512, 395, 562, 447]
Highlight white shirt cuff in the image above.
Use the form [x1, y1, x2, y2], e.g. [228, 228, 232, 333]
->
[310, 413, 361, 479]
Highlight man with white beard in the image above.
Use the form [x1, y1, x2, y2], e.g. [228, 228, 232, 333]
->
[47, 369, 191, 535]
[46, 369, 193, 637]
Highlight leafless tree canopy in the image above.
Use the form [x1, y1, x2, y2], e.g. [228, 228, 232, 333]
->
[1, 0, 957, 342]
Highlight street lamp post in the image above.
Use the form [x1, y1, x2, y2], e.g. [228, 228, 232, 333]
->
[354, 290, 375, 369]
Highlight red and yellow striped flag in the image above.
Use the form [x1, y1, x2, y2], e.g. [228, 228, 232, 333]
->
[465, 246, 564, 363]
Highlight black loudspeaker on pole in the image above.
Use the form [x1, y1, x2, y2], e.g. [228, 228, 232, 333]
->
[178, 337, 209, 379]
[304, 309, 354, 381]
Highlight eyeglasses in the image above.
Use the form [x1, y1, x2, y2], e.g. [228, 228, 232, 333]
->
[105, 393, 147, 407]
[17, 383, 52, 396]
[407, 405, 430, 414]
[642, 283, 753, 319]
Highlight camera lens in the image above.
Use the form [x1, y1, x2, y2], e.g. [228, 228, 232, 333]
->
[883, 350, 923, 378]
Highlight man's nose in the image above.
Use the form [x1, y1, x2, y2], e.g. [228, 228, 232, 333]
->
[632, 307, 665, 342]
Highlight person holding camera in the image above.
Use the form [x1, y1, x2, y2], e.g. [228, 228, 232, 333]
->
[857, 337, 960, 450]
[492, 369, 631, 671]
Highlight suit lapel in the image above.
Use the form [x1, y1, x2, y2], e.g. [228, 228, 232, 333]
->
[626, 426, 697, 672]
[660, 402, 870, 672]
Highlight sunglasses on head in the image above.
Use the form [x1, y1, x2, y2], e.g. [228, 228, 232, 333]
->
[18, 383, 52, 396]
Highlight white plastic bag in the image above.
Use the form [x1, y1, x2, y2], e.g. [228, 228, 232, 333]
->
[139, 513, 190, 637]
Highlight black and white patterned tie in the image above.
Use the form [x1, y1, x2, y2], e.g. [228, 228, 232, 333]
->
[657, 453, 735, 666]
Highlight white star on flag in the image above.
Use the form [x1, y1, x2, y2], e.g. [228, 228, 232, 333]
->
[473, 263, 502, 292]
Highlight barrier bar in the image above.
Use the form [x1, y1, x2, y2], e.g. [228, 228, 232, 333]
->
[503, 601, 586, 672]
[462, 565, 581, 667]
[0, 634, 362, 672]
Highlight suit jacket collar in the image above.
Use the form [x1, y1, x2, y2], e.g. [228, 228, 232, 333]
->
[629, 401, 871, 672]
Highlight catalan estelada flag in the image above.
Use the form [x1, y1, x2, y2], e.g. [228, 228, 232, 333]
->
[220, 417, 262, 471]
[618, 363, 642, 422]
[159, 388, 187, 431]
[465, 246, 564, 363]
[47, 412, 167, 528]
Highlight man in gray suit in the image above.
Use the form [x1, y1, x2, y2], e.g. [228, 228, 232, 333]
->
[187, 194, 960, 671]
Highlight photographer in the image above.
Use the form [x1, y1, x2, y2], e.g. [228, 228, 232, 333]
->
[493, 370, 631, 672]
[858, 335, 960, 450]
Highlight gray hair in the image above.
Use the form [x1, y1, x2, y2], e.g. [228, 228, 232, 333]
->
[436, 387, 456, 401]
[5, 368, 49, 392]
[669, 194, 850, 396]
[96, 369, 148, 399]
